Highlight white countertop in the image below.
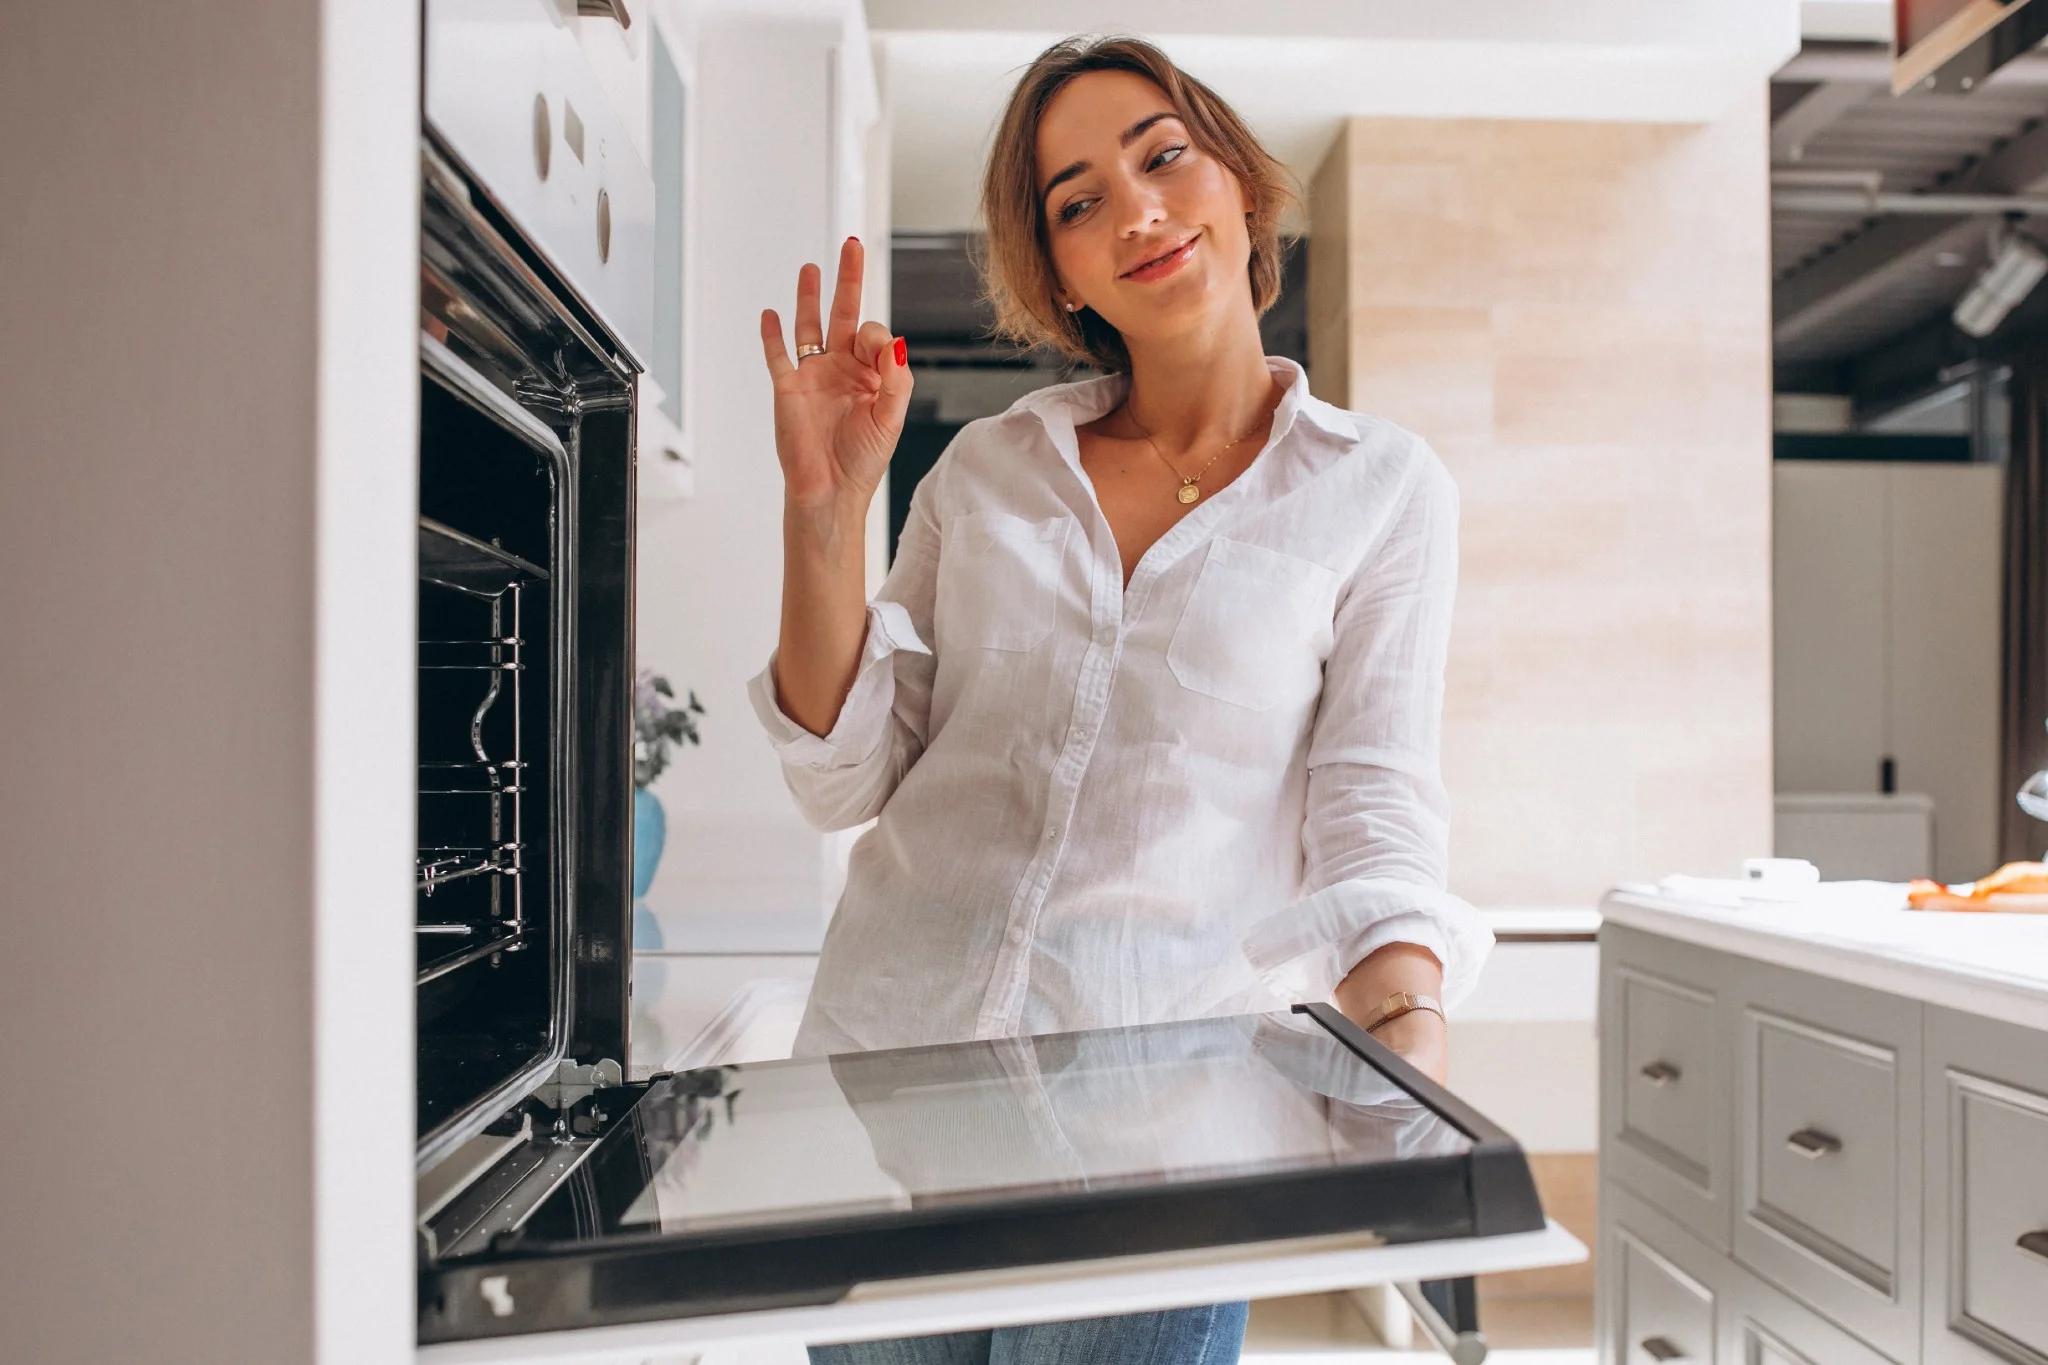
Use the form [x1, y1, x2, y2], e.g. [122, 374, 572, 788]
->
[1602, 880, 2048, 1031]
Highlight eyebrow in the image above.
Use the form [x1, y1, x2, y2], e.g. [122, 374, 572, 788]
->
[1040, 112, 1181, 201]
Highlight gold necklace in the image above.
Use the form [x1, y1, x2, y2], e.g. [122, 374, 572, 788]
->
[1126, 408, 1270, 506]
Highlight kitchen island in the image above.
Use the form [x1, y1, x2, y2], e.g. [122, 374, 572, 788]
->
[1597, 881, 2048, 1365]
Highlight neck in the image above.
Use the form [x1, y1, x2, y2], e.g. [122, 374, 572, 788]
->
[1118, 300, 1277, 453]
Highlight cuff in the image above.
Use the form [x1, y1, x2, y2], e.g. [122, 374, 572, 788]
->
[747, 600, 930, 768]
[1240, 878, 1493, 1011]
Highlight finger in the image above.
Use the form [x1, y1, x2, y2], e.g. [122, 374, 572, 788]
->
[793, 263, 824, 353]
[872, 335, 914, 438]
[850, 318, 892, 370]
[825, 237, 864, 353]
[760, 309, 795, 381]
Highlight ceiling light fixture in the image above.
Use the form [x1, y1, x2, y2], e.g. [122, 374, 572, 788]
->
[1953, 229, 2048, 337]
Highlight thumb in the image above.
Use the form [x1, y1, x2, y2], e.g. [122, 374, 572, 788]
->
[873, 335, 914, 435]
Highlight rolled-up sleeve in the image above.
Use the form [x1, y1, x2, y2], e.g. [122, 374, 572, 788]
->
[746, 491, 940, 831]
[1240, 447, 1493, 1008]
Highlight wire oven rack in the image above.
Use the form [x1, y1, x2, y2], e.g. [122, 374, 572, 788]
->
[417, 518, 547, 985]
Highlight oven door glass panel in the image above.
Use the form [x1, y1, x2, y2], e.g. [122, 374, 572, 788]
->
[419, 1007, 1544, 1343]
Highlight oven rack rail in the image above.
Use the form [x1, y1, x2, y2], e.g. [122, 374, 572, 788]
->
[419, 517, 547, 597]
[417, 917, 529, 984]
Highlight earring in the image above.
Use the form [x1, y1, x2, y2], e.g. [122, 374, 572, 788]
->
[1064, 300, 1082, 313]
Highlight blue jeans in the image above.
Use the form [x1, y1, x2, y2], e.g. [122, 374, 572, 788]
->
[808, 1302, 1249, 1365]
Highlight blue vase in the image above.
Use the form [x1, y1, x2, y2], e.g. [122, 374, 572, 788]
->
[632, 785, 666, 900]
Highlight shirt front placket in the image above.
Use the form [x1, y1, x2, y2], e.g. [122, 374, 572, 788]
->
[971, 400, 1130, 1040]
[968, 368, 1319, 1039]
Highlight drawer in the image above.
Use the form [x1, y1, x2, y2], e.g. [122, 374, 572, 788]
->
[1601, 1182, 1723, 1365]
[1926, 1007, 2048, 1365]
[1603, 925, 1733, 1249]
[1749, 1008, 1899, 1286]
[1728, 1258, 1896, 1365]
[1621, 968, 1718, 1186]
[1733, 961, 1921, 1364]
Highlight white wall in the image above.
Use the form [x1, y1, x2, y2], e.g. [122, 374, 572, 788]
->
[0, 3, 418, 1362]
[635, 2, 887, 945]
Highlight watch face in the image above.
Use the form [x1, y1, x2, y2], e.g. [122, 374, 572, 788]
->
[548, 1011, 1472, 1242]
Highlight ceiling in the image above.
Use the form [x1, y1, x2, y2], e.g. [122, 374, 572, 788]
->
[1771, 43, 2048, 394]
[876, 2, 1799, 232]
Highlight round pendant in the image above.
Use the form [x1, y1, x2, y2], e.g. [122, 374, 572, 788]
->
[1177, 485, 1200, 505]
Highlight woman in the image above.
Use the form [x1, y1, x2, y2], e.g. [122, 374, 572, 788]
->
[751, 35, 1489, 1364]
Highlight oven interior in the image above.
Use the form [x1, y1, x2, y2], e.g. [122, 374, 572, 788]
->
[416, 388, 561, 1140]
[414, 139, 637, 1180]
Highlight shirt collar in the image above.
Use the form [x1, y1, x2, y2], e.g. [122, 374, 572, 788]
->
[1015, 355, 1356, 465]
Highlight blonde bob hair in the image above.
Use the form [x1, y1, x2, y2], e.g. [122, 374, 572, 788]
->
[978, 36, 1297, 374]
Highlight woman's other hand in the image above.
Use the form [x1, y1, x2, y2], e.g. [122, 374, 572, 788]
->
[1332, 941, 1449, 1086]
[1364, 1007, 1447, 1086]
[760, 237, 913, 514]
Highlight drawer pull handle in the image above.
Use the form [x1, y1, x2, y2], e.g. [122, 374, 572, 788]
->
[2019, 1231, 2048, 1265]
[1640, 1060, 1681, 1087]
[1640, 1336, 1688, 1361]
[1786, 1128, 1842, 1159]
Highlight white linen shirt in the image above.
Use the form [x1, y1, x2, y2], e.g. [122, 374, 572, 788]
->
[749, 357, 1490, 1057]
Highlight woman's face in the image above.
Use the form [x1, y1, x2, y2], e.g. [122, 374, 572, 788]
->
[1034, 69, 1255, 352]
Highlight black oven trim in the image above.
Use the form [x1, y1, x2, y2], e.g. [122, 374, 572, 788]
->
[415, 1007, 1548, 1344]
[415, 333, 581, 1176]
[416, 131, 638, 1177]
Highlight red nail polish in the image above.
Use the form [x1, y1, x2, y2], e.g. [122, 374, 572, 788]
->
[893, 337, 908, 367]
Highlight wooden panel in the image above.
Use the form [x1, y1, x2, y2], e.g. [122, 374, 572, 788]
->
[1309, 105, 1774, 908]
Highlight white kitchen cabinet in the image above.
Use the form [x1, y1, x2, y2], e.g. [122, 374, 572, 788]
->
[1772, 461, 2003, 882]
[1599, 883, 2048, 1365]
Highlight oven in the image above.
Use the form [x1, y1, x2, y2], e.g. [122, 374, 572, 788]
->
[407, 4, 1564, 1356]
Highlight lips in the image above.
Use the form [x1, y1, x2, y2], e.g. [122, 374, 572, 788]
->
[1121, 232, 1200, 283]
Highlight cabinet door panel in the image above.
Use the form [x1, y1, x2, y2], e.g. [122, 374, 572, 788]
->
[1602, 1183, 1723, 1365]
[1927, 1007, 2048, 1365]
[1603, 925, 1734, 1249]
[1728, 1254, 1896, 1365]
[1733, 959, 1922, 1364]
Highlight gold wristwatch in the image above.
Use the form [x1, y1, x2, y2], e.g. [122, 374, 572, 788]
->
[1360, 991, 1444, 1034]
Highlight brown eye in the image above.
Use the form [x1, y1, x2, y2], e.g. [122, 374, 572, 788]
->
[1148, 144, 1187, 171]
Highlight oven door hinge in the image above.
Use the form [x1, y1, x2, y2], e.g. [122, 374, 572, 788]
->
[532, 1056, 623, 1110]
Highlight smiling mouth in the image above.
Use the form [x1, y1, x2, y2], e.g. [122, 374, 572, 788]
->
[1121, 233, 1200, 281]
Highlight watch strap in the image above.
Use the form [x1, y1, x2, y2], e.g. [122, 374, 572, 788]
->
[1360, 991, 1444, 1033]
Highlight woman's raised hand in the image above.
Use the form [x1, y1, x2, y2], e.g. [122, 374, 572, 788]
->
[760, 237, 913, 513]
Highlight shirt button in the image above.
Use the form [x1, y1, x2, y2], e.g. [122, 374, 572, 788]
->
[1007, 926, 1026, 946]
[1044, 824, 1060, 842]
[1072, 727, 1092, 744]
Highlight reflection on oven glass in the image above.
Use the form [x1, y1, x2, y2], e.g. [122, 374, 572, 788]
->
[617, 1011, 1469, 1234]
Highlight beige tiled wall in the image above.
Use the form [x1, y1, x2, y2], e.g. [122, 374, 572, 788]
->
[1310, 107, 1775, 907]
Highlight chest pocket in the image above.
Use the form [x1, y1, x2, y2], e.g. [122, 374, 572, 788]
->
[1167, 538, 1340, 711]
[936, 513, 1071, 652]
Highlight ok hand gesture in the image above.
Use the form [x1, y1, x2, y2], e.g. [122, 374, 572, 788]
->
[760, 237, 912, 514]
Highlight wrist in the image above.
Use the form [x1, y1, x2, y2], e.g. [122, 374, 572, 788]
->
[783, 495, 871, 554]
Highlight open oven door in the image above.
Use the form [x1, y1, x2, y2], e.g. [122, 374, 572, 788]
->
[414, 1003, 1580, 1361]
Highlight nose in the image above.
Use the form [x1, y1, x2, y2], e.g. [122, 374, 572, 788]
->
[1112, 175, 1167, 239]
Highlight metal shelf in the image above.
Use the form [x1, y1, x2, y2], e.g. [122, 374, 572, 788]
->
[418, 920, 529, 985]
[419, 517, 547, 598]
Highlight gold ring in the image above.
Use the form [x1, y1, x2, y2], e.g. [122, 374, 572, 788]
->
[796, 343, 826, 360]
